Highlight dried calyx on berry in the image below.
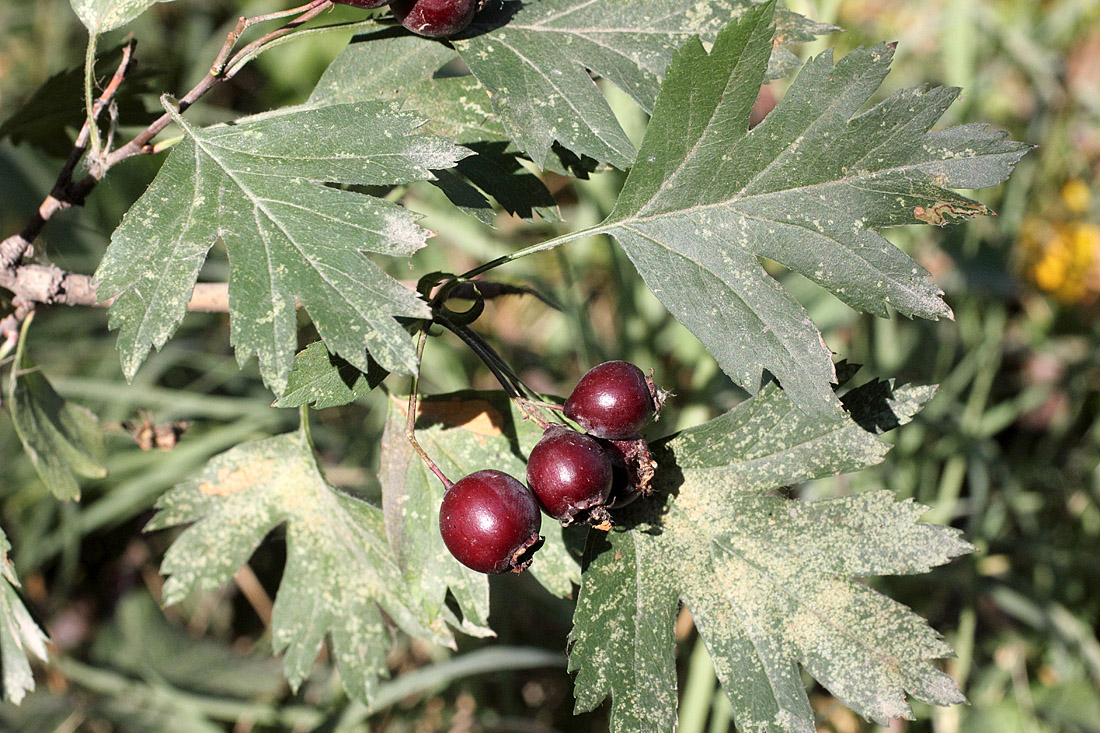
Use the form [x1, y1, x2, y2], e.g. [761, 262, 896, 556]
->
[600, 435, 658, 505]
[534, 360, 668, 520]
[439, 469, 543, 574]
[526, 425, 614, 527]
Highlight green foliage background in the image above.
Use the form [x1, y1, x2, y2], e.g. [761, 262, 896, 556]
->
[0, 0, 1098, 730]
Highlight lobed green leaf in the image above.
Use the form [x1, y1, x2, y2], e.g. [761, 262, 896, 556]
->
[602, 1, 1029, 417]
[7, 321, 107, 501]
[96, 101, 469, 394]
[0, 530, 49, 705]
[273, 341, 389, 410]
[452, 0, 831, 169]
[312, 32, 560, 222]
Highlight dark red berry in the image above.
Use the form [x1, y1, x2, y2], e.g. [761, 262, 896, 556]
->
[527, 426, 613, 525]
[332, 0, 390, 8]
[391, 0, 477, 37]
[439, 469, 542, 574]
[564, 361, 656, 440]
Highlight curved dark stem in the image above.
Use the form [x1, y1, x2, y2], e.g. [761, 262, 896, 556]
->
[0, 37, 138, 274]
[434, 314, 555, 430]
[435, 315, 523, 399]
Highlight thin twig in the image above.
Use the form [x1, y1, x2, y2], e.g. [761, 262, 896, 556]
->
[1, 2, 339, 316]
[224, 0, 333, 78]
[102, 0, 333, 172]
[0, 299, 32, 364]
[0, 264, 232, 311]
[0, 39, 138, 273]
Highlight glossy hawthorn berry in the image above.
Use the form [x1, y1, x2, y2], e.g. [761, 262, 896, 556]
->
[564, 360, 656, 440]
[332, 0, 390, 8]
[526, 425, 613, 525]
[439, 469, 542, 574]
[391, 0, 477, 37]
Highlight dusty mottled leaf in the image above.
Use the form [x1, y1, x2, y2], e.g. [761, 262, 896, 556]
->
[71, 0, 173, 34]
[601, 2, 1028, 417]
[147, 427, 446, 701]
[7, 322, 106, 501]
[273, 341, 389, 410]
[452, 0, 830, 168]
[96, 101, 467, 394]
[569, 379, 972, 731]
[380, 391, 580, 614]
[312, 33, 559, 222]
[310, 33, 457, 109]
[0, 529, 49, 705]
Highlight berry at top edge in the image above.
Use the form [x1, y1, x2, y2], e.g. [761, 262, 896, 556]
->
[564, 360, 656, 440]
[439, 469, 542, 574]
[391, 0, 478, 37]
[527, 426, 613, 525]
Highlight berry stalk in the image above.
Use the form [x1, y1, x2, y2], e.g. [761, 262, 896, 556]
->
[405, 325, 454, 490]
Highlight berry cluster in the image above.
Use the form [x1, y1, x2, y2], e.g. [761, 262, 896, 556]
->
[334, 0, 478, 38]
[439, 361, 663, 575]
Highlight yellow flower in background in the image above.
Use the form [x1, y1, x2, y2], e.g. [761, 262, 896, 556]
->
[1062, 179, 1091, 214]
[1019, 210, 1100, 304]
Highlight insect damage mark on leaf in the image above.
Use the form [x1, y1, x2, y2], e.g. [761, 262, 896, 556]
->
[913, 200, 991, 227]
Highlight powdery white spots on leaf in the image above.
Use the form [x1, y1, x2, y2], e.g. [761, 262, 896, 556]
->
[0, 528, 50, 704]
[198, 460, 276, 497]
[71, 0, 171, 34]
[452, 0, 827, 168]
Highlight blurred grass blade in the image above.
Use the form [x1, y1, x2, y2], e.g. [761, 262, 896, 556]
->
[331, 646, 565, 727]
